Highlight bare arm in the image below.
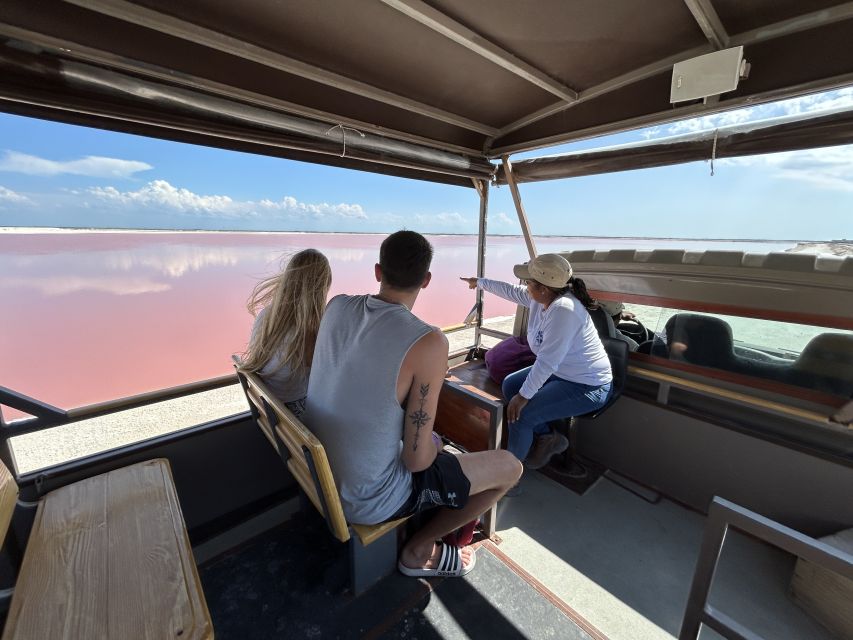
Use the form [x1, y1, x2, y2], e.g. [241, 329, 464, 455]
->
[399, 328, 449, 472]
[459, 276, 530, 306]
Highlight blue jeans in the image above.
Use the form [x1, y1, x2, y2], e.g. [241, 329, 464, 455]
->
[501, 367, 612, 462]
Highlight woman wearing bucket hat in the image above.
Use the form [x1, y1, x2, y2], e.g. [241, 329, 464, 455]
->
[461, 253, 612, 474]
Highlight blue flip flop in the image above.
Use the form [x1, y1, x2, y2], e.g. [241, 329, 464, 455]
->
[398, 541, 476, 578]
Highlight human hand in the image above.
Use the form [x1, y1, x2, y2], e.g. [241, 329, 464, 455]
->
[507, 394, 529, 423]
[432, 431, 443, 452]
[459, 277, 478, 289]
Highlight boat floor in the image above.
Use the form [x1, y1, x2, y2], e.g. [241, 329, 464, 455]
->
[199, 471, 834, 640]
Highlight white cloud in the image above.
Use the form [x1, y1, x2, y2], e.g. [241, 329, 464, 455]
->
[102, 244, 242, 277]
[0, 151, 152, 178]
[718, 139, 853, 192]
[258, 196, 366, 219]
[87, 179, 367, 220]
[90, 180, 236, 214]
[663, 88, 853, 136]
[647, 88, 853, 192]
[0, 186, 31, 204]
[0, 243, 277, 295]
[435, 212, 467, 224]
[411, 211, 473, 228]
[0, 275, 171, 296]
[760, 146, 853, 192]
[492, 212, 517, 227]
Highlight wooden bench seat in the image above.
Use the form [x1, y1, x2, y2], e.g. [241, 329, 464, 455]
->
[235, 363, 410, 594]
[1, 458, 212, 640]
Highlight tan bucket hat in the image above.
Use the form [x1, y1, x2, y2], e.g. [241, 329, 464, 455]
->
[513, 253, 573, 288]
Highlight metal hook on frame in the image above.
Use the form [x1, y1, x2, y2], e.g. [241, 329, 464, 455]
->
[324, 123, 365, 157]
[710, 128, 719, 176]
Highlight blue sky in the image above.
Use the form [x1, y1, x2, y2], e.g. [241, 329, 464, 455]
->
[0, 88, 851, 240]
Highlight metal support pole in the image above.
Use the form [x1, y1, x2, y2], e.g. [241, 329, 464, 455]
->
[501, 155, 537, 260]
[473, 178, 489, 348]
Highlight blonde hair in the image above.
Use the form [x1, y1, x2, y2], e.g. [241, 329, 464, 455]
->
[242, 249, 332, 377]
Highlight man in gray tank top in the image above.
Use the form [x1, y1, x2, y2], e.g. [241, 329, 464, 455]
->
[305, 231, 522, 578]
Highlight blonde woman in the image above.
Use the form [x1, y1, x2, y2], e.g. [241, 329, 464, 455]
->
[243, 249, 332, 417]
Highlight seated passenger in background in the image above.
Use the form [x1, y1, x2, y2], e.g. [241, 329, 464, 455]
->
[599, 300, 635, 323]
[461, 254, 612, 472]
[305, 230, 521, 578]
[242, 249, 332, 417]
[598, 300, 639, 351]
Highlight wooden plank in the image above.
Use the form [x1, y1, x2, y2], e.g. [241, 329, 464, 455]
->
[256, 414, 277, 449]
[2, 459, 212, 640]
[352, 518, 408, 546]
[444, 359, 503, 403]
[240, 365, 407, 546]
[287, 459, 323, 515]
[0, 461, 18, 544]
[437, 359, 504, 452]
[276, 423, 303, 460]
[790, 528, 853, 639]
[242, 381, 282, 446]
[278, 422, 350, 542]
[303, 445, 350, 541]
[435, 390, 496, 453]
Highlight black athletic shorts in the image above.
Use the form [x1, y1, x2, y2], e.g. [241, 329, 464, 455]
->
[385, 452, 471, 521]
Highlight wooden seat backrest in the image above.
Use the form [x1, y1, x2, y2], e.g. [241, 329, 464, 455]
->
[0, 460, 19, 548]
[234, 362, 351, 543]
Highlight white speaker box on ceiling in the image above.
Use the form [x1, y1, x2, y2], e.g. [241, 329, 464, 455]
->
[671, 46, 747, 103]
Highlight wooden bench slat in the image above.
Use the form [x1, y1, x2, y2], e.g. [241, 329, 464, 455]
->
[282, 438, 350, 543]
[255, 413, 277, 450]
[352, 518, 408, 547]
[2, 459, 211, 640]
[236, 366, 411, 549]
[0, 462, 18, 545]
[237, 370, 353, 543]
[286, 458, 349, 542]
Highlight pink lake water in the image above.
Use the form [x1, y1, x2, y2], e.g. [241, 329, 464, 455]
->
[1, 231, 794, 418]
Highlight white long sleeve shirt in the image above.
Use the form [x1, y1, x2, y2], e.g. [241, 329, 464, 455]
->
[478, 278, 612, 398]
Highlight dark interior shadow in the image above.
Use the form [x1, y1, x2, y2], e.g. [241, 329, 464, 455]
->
[199, 508, 596, 639]
[380, 546, 595, 640]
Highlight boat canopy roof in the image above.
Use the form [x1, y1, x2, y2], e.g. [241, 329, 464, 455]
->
[2, 0, 853, 186]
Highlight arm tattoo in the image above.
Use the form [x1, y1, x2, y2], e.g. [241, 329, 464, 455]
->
[408, 383, 431, 451]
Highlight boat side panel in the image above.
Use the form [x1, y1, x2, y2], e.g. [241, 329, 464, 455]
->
[580, 397, 853, 536]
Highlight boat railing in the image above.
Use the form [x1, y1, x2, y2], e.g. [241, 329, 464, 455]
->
[0, 374, 237, 436]
[679, 496, 853, 640]
[0, 321, 491, 441]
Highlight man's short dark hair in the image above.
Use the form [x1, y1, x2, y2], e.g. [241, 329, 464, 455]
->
[379, 230, 433, 290]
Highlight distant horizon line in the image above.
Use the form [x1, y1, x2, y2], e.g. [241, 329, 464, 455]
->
[1, 226, 843, 244]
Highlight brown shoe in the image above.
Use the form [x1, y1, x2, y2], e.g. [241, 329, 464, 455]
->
[524, 433, 569, 469]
